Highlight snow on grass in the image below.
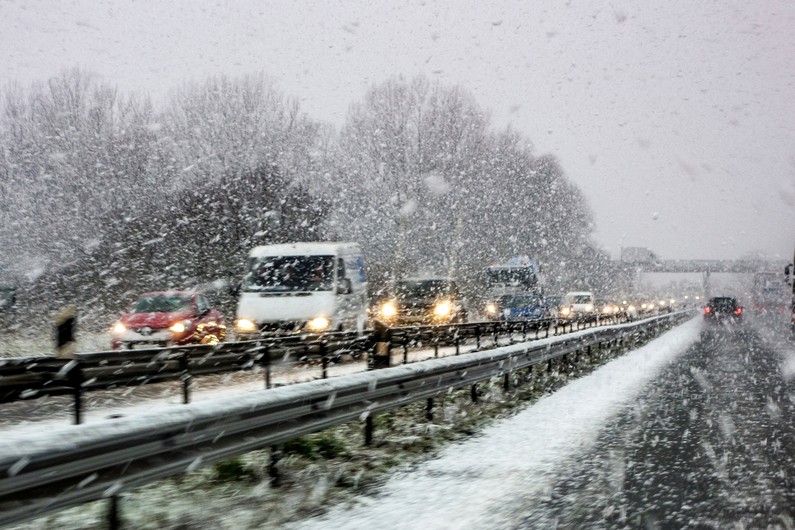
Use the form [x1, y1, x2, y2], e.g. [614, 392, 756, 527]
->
[293, 316, 703, 530]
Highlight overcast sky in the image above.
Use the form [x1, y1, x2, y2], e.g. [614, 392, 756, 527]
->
[2, 0, 794, 261]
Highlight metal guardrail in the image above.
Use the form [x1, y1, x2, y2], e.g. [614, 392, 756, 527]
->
[0, 311, 690, 527]
[0, 313, 620, 424]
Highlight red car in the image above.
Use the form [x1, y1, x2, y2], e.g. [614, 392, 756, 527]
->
[111, 291, 226, 350]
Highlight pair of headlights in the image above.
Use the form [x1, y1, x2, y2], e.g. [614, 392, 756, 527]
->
[235, 316, 331, 333]
[111, 320, 191, 336]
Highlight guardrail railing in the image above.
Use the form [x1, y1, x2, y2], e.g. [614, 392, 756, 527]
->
[0, 313, 625, 424]
[0, 310, 691, 527]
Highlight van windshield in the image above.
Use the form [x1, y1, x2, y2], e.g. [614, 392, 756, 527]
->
[243, 255, 335, 292]
[568, 295, 592, 304]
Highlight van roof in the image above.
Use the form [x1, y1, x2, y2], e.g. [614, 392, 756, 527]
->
[249, 242, 361, 258]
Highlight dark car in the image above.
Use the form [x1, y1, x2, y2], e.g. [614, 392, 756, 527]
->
[111, 291, 227, 349]
[704, 296, 743, 323]
[375, 278, 467, 325]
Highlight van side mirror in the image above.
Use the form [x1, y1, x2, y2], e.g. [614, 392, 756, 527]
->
[338, 278, 352, 295]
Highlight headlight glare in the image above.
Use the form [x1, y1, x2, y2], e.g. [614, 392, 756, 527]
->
[112, 322, 126, 335]
[236, 318, 256, 332]
[434, 300, 452, 317]
[380, 301, 397, 318]
[169, 321, 188, 334]
[307, 317, 331, 331]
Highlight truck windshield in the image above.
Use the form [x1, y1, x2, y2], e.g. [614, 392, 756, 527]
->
[243, 255, 335, 292]
[487, 268, 537, 290]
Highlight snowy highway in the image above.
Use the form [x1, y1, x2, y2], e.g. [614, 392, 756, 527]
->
[291, 315, 795, 529]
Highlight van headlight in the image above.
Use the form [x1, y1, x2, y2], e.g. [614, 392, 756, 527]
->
[485, 303, 497, 315]
[560, 307, 572, 317]
[236, 318, 257, 332]
[112, 322, 126, 336]
[434, 300, 452, 317]
[380, 301, 397, 318]
[307, 317, 331, 331]
[584, 304, 594, 312]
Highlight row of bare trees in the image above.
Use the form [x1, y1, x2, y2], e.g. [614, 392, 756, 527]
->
[0, 69, 618, 326]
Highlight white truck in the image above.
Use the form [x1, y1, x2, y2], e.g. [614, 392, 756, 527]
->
[234, 242, 368, 337]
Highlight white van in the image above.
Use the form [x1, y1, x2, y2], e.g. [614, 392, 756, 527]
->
[564, 291, 595, 315]
[235, 242, 368, 337]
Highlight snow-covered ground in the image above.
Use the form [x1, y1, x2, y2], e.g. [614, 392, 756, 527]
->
[292, 316, 703, 529]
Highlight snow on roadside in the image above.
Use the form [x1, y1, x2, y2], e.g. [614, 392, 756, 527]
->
[293, 316, 703, 530]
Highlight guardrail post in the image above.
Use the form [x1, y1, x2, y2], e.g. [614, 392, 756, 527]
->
[365, 415, 374, 446]
[321, 342, 329, 379]
[471, 383, 478, 403]
[434, 332, 440, 358]
[370, 321, 391, 369]
[180, 350, 191, 404]
[269, 445, 281, 487]
[260, 344, 272, 389]
[522, 321, 527, 342]
[493, 323, 499, 346]
[69, 361, 84, 425]
[503, 372, 510, 392]
[108, 495, 120, 530]
[403, 336, 409, 364]
[426, 398, 434, 421]
[475, 326, 481, 350]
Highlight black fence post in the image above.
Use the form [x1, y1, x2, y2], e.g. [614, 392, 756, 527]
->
[365, 415, 374, 446]
[180, 350, 191, 405]
[269, 445, 281, 487]
[493, 323, 499, 346]
[403, 336, 409, 365]
[321, 342, 329, 379]
[69, 361, 84, 425]
[455, 332, 460, 355]
[426, 397, 434, 421]
[471, 383, 479, 403]
[108, 495, 120, 530]
[503, 372, 510, 392]
[261, 344, 272, 389]
[475, 326, 481, 350]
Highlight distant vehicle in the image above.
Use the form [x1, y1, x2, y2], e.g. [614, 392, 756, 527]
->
[0, 286, 16, 311]
[485, 256, 541, 294]
[751, 272, 789, 312]
[595, 299, 619, 317]
[704, 296, 743, 323]
[564, 291, 595, 316]
[484, 292, 546, 321]
[376, 278, 467, 326]
[235, 242, 368, 337]
[483, 256, 543, 320]
[111, 291, 226, 350]
[543, 295, 565, 319]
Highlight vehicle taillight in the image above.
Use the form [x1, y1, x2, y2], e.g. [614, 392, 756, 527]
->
[735, 307, 742, 315]
[704, 306, 711, 314]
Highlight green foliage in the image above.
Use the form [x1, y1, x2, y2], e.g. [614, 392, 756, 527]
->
[284, 432, 347, 460]
[212, 457, 257, 483]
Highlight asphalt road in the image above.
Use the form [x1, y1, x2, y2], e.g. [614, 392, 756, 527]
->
[517, 316, 795, 528]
